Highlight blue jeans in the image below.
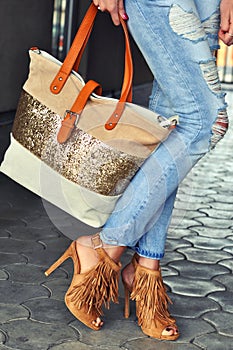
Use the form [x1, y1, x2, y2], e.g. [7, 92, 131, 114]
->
[100, 0, 228, 259]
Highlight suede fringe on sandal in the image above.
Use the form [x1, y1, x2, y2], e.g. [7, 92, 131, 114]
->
[67, 248, 120, 316]
[45, 236, 121, 330]
[131, 264, 175, 327]
[123, 254, 179, 340]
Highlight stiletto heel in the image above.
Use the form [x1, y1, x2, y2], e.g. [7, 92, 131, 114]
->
[45, 245, 72, 276]
[44, 235, 121, 331]
[123, 283, 130, 319]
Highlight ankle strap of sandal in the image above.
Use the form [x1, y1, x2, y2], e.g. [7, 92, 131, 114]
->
[91, 233, 103, 249]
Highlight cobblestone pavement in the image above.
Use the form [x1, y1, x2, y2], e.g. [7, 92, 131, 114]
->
[0, 86, 233, 350]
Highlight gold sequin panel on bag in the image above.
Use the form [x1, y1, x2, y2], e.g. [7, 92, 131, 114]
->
[12, 90, 145, 196]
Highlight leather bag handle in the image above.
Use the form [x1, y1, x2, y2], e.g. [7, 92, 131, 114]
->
[50, 4, 133, 99]
[50, 3, 133, 130]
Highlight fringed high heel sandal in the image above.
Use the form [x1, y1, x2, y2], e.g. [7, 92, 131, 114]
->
[45, 234, 121, 330]
[122, 254, 179, 340]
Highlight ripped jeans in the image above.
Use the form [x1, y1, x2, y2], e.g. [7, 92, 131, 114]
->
[99, 0, 228, 259]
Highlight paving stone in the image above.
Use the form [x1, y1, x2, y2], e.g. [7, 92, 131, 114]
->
[6, 227, 60, 241]
[182, 176, 218, 187]
[0, 230, 10, 238]
[71, 319, 144, 347]
[218, 259, 233, 272]
[198, 208, 233, 219]
[193, 333, 233, 350]
[104, 296, 137, 321]
[208, 194, 233, 204]
[168, 260, 229, 280]
[0, 281, 49, 304]
[172, 208, 206, 220]
[169, 217, 201, 229]
[160, 251, 185, 266]
[0, 208, 37, 221]
[0, 303, 29, 323]
[0, 271, 8, 280]
[174, 200, 211, 211]
[190, 226, 233, 238]
[22, 216, 58, 230]
[0, 253, 27, 266]
[23, 298, 75, 324]
[3, 263, 66, 284]
[0, 331, 5, 344]
[208, 291, 233, 313]
[223, 246, 233, 255]
[214, 273, 233, 291]
[169, 294, 220, 318]
[164, 276, 225, 297]
[210, 201, 233, 211]
[174, 316, 215, 343]
[0, 219, 26, 230]
[43, 278, 72, 301]
[124, 338, 200, 350]
[38, 237, 71, 251]
[0, 344, 14, 350]
[165, 238, 192, 251]
[50, 343, 126, 350]
[177, 247, 232, 264]
[168, 228, 197, 239]
[175, 193, 214, 205]
[161, 266, 179, 278]
[50, 344, 79, 350]
[24, 248, 70, 268]
[183, 235, 233, 250]
[193, 216, 233, 228]
[1, 319, 77, 350]
[0, 200, 12, 210]
[202, 311, 233, 337]
[0, 238, 43, 254]
[180, 188, 218, 197]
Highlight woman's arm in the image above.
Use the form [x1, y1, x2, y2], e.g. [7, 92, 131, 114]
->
[219, 0, 233, 46]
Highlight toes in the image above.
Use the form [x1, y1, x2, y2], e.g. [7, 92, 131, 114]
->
[162, 326, 179, 336]
[92, 317, 103, 328]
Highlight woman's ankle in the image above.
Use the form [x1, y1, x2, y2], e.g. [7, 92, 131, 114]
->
[138, 256, 160, 270]
[76, 234, 126, 264]
[105, 246, 126, 263]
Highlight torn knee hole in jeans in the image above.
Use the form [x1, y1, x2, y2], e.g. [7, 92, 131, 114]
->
[211, 110, 229, 149]
[169, 4, 206, 42]
[199, 61, 228, 149]
[200, 59, 222, 94]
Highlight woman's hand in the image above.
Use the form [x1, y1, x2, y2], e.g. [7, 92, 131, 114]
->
[219, 0, 233, 45]
[92, 0, 128, 25]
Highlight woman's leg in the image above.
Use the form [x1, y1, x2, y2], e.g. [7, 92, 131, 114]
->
[125, 0, 226, 260]
[99, 0, 228, 251]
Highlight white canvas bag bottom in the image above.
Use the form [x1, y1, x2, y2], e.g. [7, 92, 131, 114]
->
[0, 134, 120, 227]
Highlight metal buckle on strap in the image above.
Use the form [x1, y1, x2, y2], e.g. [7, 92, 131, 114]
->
[91, 234, 103, 249]
[64, 110, 80, 125]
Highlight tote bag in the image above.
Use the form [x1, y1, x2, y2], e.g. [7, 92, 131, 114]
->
[0, 4, 177, 227]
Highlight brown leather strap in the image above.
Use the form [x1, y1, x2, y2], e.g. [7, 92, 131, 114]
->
[57, 80, 102, 143]
[50, 4, 98, 94]
[50, 4, 133, 106]
[73, 22, 94, 73]
[105, 17, 132, 130]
